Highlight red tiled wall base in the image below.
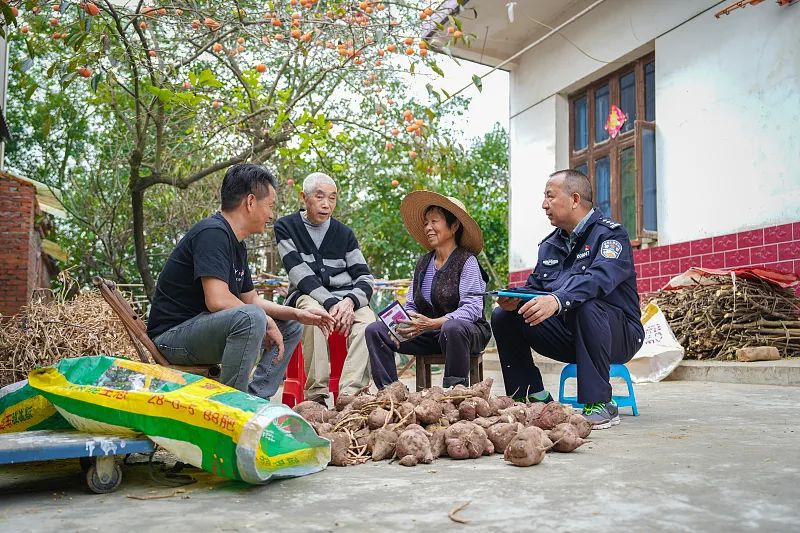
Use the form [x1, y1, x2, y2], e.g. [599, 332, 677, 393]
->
[508, 222, 800, 295]
[508, 268, 533, 288]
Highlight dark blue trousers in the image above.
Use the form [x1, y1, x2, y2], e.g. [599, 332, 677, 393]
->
[366, 319, 487, 389]
[491, 300, 643, 404]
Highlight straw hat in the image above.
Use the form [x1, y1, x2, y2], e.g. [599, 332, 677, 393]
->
[400, 190, 484, 254]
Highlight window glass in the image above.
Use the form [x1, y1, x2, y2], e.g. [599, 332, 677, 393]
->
[645, 61, 655, 122]
[642, 128, 658, 231]
[620, 147, 637, 232]
[574, 95, 588, 151]
[620, 71, 636, 133]
[594, 85, 610, 143]
[594, 156, 611, 216]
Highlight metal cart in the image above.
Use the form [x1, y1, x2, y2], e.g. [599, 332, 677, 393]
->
[0, 429, 155, 493]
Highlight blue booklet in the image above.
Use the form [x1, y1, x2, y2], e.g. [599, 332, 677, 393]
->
[467, 288, 550, 300]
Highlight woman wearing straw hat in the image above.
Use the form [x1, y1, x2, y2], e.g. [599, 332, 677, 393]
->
[365, 191, 492, 389]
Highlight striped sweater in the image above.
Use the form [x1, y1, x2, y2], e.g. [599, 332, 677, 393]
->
[275, 211, 374, 310]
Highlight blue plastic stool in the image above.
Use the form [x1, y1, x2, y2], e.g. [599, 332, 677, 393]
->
[558, 363, 639, 416]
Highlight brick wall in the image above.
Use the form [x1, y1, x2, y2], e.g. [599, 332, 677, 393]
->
[0, 176, 37, 317]
[633, 223, 800, 293]
[508, 267, 531, 288]
[507, 222, 800, 294]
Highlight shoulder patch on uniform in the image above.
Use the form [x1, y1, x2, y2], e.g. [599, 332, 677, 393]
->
[597, 218, 621, 229]
[600, 239, 623, 259]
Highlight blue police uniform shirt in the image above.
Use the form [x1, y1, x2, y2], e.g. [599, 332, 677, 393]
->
[524, 209, 643, 325]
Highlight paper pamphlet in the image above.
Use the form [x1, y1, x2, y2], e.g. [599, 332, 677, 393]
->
[377, 300, 414, 342]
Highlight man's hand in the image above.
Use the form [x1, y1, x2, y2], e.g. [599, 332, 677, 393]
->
[518, 295, 560, 326]
[398, 311, 444, 338]
[296, 307, 335, 338]
[329, 298, 355, 337]
[263, 316, 285, 363]
[497, 296, 522, 312]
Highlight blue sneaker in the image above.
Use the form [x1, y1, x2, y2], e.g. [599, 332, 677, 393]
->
[582, 400, 620, 430]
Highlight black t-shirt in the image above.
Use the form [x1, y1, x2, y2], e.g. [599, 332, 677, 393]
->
[147, 212, 254, 338]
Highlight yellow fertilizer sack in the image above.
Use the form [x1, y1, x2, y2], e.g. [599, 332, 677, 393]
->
[28, 356, 330, 483]
[0, 380, 72, 433]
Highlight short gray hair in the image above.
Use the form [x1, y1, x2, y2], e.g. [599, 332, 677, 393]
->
[550, 168, 593, 207]
[303, 172, 337, 195]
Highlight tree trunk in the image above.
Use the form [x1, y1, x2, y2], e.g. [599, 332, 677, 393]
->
[131, 187, 156, 299]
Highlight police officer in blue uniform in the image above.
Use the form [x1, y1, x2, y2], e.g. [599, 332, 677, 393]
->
[491, 169, 644, 429]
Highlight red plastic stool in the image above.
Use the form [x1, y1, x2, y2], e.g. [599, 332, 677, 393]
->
[280, 344, 307, 407]
[327, 332, 347, 398]
[282, 332, 349, 407]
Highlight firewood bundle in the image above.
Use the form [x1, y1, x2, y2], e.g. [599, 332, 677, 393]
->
[648, 276, 800, 360]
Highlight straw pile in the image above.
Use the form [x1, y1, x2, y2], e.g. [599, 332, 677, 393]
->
[0, 278, 136, 387]
[648, 275, 800, 360]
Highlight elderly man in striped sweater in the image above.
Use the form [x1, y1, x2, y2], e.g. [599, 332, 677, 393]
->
[275, 172, 376, 405]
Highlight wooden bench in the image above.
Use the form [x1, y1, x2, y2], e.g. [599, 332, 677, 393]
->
[415, 353, 484, 391]
[92, 276, 221, 379]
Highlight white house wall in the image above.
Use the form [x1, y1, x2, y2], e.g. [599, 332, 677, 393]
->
[508, 95, 558, 271]
[655, 4, 800, 243]
[509, 0, 718, 116]
[507, 0, 800, 274]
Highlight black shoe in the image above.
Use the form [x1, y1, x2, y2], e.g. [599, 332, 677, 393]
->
[308, 396, 329, 407]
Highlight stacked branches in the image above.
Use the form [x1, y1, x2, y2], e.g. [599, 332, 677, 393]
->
[0, 288, 136, 387]
[650, 276, 800, 360]
[294, 379, 591, 468]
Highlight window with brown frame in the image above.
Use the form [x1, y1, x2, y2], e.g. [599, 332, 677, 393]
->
[569, 53, 657, 246]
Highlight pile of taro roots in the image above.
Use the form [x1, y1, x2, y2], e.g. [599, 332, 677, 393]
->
[293, 379, 591, 468]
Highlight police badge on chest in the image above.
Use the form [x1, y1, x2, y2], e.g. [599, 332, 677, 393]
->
[575, 245, 591, 260]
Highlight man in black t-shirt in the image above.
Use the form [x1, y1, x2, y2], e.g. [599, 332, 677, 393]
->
[147, 164, 334, 396]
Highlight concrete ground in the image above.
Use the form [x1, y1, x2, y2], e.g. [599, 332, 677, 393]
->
[1, 371, 799, 532]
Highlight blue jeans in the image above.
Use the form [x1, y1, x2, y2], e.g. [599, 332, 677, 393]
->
[249, 319, 302, 400]
[152, 304, 302, 400]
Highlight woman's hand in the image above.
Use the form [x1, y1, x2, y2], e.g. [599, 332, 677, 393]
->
[398, 311, 446, 337]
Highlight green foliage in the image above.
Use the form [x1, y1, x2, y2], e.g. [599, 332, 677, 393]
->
[2, 1, 509, 293]
[272, 119, 509, 284]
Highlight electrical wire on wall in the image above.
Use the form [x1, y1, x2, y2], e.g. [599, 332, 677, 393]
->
[524, 14, 630, 66]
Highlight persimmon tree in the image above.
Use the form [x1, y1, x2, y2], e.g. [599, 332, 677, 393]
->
[1, 0, 469, 297]
[275, 117, 508, 283]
